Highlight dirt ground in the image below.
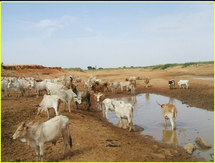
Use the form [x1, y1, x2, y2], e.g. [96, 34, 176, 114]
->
[1, 64, 214, 162]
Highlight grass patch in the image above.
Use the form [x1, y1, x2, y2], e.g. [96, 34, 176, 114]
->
[63, 67, 84, 72]
[182, 61, 214, 68]
[63, 61, 213, 71]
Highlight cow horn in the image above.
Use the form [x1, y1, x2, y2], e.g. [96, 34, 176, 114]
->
[157, 101, 162, 106]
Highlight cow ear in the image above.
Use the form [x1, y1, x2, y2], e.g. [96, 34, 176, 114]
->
[21, 121, 26, 127]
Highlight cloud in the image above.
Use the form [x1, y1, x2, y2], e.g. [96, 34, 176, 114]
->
[142, 3, 213, 34]
[84, 26, 94, 33]
[23, 15, 77, 36]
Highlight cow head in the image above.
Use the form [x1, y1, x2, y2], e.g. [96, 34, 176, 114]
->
[157, 101, 164, 108]
[74, 96, 82, 104]
[94, 93, 104, 102]
[12, 121, 28, 140]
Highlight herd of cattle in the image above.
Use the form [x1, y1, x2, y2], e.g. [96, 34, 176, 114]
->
[1, 75, 190, 161]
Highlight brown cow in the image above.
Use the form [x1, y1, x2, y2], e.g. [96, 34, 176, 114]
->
[91, 83, 105, 93]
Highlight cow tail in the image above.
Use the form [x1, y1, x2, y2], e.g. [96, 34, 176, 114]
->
[130, 106, 134, 130]
[69, 135, 73, 149]
[66, 123, 73, 151]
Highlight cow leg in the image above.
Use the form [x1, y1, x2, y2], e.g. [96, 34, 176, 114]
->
[87, 98, 91, 111]
[54, 107, 59, 116]
[46, 109, 50, 119]
[68, 101, 71, 113]
[64, 102, 67, 112]
[35, 146, 39, 161]
[63, 141, 68, 157]
[164, 118, 167, 126]
[103, 106, 108, 119]
[75, 102, 79, 110]
[128, 118, 133, 132]
[39, 143, 44, 161]
[170, 118, 175, 130]
[116, 114, 122, 128]
[99, 102, 102, 110]
[119, 117, 123, 128]
[36, 90, 39, 98]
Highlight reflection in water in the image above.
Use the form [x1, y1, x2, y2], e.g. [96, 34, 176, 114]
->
[145, 93, 150, 102]
[109, 93, 214, 162]
[116, 119, 128, 129]
[168, 97, 175, 104]
[116, 119, 144, 133]
[162, 129, 178, 147]
[126, 95, 137, 105]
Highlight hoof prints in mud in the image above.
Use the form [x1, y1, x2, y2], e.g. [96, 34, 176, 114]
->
[106, 139, 121, 147]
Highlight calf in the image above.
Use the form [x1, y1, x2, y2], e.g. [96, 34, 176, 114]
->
[37, 95, 65, 119]
[157, 102, 178, 130]
[169, 79, 175, 89]
[12, 115, 72, 162]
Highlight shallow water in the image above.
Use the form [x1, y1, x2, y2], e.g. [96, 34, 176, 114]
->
[193, 77, 214, 81]
[107, 94, 214, 162]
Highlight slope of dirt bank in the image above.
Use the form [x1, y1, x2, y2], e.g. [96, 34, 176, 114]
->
[1, 64, 213, 162]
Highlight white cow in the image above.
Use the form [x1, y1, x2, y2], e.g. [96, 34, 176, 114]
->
[75, 76, 82, 83]
[126, 76, 136, 86]
[62, 76, 73, 85]
[12, 115, 72, 162]
[119, 81, 131, 92]
[33, 80, 47, 98]
[102, 98, 117, 119]
[8, 78, 27, 97]
[178, 80, 189, 89]
[83, 80, 92, 91]
[20, 78, 32, 96]
[37, 94, 65, 119]
[46, 82, 66, 95]
[109, 81, 120, 94]
[127, 84, 136, 95]
[1, 78, 9, 98]
[54, 89, 81, 113]
[111, 100, 134, 131]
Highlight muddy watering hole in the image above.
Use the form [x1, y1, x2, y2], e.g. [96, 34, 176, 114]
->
[107, 94, 214, 161]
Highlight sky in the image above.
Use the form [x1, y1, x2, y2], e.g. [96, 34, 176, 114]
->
[1, 2, 214, 69]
